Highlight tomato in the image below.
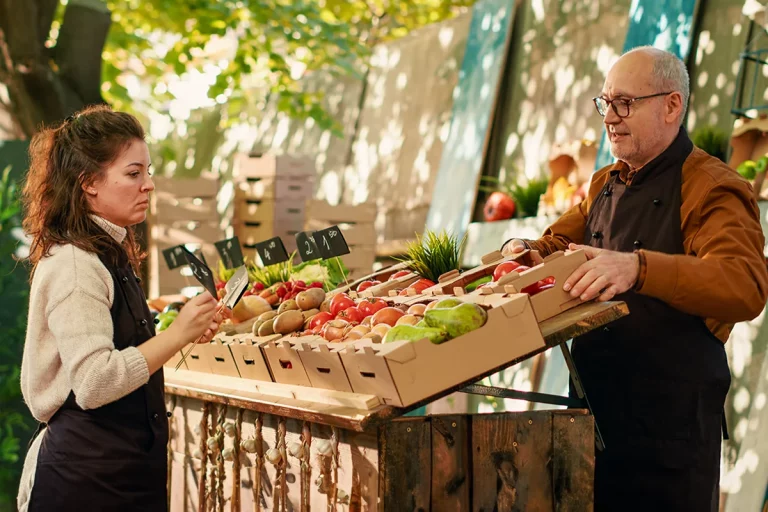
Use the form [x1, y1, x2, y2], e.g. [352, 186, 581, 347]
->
[388, 270, 410, 281]
[521, 281, 555, 296]
[492, 261, 521, 282]
[483, 191, 516, 222]
[329, 293, 356, 317]
[372, 307, 405, 327]
[357, 280, 382, 292]
[308, 311, 334, 330]
[540, 276, 555, 285]
[358, 297, 387, 317]
[337, 306, 365, 324]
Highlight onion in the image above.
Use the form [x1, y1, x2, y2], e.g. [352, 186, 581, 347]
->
[315, 439, 332, 456]
[288, 442, 304, 458]
[265, 447, 282, 464]
[241, 439, 257, 453]
[322, 319, 349, 342]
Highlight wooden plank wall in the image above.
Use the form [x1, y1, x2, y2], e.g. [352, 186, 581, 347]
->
[169, 396, 594, 511]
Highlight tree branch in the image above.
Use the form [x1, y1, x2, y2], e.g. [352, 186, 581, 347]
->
[54, 0, 111, 106]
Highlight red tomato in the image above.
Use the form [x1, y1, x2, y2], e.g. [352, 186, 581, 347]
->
[492, 261, 521, 282]
[337, 306, 365, 324]
[357, 280, 382, 292]
[399, 278, 436, 296]
[540, 276, 555, 285]
[483, 191, 516, 221]
[372, 307, 405, 327]
[521, 281, 555, 296]
[358, 297, 388, 317]
[388, 270, 410, 281]
[329, 293, 356, 317]
[308, 311, 334, 330]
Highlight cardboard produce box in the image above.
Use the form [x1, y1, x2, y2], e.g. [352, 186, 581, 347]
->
[478, 250, 587, 322]
[216, 334, 277, 382]
[338, 294, 546, 407]
[260, 338, 313, 387]
[292, 336, 355, 392]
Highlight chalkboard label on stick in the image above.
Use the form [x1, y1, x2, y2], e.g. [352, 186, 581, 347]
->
[214, 236, 245, 269]
[254, 236, 290, 266]
[295, 231, 320, 263]
[162, 245, 187, 270]
[181, 246, 218, 298]
[315, 225, 350, 259]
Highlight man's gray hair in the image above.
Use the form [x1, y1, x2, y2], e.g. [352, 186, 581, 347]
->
[625, 46, 690, 125]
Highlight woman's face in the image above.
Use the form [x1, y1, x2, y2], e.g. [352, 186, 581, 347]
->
[85, 139, 154, 227]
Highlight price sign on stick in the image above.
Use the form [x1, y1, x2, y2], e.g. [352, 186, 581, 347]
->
[162, 245, 186, 270]
[181, 246, 217, 298]
[315, 225, 350, 260]
[214, 237, 245, 269]
[254, 237, 290, 266]
[295, 231, 320, 263]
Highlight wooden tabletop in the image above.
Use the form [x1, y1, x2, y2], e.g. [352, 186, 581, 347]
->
[165, 300, 629, 431]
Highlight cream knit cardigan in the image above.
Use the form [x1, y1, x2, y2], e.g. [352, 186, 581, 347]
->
[17, 216, 151, 511]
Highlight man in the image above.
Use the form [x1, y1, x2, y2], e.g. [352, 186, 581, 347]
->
[503, 46, 768, 510]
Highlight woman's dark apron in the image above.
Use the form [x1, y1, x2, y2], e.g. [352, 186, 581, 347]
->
[572, 134, 731, 511]
[28, 250, 168, 511]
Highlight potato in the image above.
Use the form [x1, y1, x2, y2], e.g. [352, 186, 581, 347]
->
[232, 295, 272, 322]
[296, 288, 326, 311]
[301, 308, 320, 321]
[258, 310, 278, 322]
[257, 318, 275, 336]
[277, 299, 299, 314]
[319, 299, 331, 313]
[273, 310, 304, 334]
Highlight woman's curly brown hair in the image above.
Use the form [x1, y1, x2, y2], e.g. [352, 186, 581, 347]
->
[22, 105, 147, 277]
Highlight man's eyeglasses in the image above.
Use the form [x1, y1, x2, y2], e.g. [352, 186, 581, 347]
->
[593, 92, 672, 118]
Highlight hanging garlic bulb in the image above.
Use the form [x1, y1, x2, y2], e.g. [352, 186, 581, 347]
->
[223, 422, 236, 437]
[206, 437, 218, 451]
[265, 448, 282, 464]
[194, 424, 201, 435]
[222, 447, 234, 461]
[287, 442, 304, 459]
[315, 474, 324, 487]
[315, 439, 332, 456]
[193, 448, 203, 459]
[240, 439, 257, 453]
[337, 489, 349, 503]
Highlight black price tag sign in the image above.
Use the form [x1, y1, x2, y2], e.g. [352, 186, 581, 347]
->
[162, 245, 186, 270]
[214, 237, 245, 269]
[181, 246, 217, 298]
[295, 231, 320, 263]
[254, 236, 290, 266]
[315, 225, 350, 259]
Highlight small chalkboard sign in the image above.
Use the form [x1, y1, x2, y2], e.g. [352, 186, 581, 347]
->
[162, 245, 187, 270]
[214, 236, 245, 269]
[315, 225, 350, 259]
[295, 231, 320, 263]
[181, 246, 217, 298]
[254, 236, 290, 266]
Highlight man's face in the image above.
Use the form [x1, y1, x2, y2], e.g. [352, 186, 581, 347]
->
[599, 52, 678, 169]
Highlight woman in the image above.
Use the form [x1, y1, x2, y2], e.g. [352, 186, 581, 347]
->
[17, 105, 221, 511]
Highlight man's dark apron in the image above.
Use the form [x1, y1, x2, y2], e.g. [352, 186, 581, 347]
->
[28, 249, 168, 511]
[572, 132, 730, 511]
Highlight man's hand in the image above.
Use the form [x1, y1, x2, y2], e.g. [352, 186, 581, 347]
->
[501, 239, 543, 265]
[564, 243, 640, 302]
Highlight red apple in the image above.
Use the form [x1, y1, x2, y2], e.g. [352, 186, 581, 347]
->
[483, 192, 516, 222]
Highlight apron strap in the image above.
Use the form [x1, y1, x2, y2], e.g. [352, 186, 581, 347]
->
[27, 421, 47, 450]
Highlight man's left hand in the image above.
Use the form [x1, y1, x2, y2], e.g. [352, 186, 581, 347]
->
[564, 243, 640, 302]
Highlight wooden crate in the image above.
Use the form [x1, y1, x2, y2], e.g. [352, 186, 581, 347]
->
[306, 201, 377, 278]
[166, 396, 594, 511]
[149, 175, 222, 297]
[233, 153, 315, 179]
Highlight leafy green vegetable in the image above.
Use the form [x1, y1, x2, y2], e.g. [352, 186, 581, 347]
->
[292, 258, 350, 291]
[247, 253, 295, 286]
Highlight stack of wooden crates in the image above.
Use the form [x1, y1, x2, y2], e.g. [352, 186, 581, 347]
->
[305, 200, 377, 279]
[149, 175, 224, 298]
[231, 153, 314, 255]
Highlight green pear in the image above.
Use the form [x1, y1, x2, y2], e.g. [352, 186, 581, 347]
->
[383, 325, 449, 344]
[424, 303, 487, 338]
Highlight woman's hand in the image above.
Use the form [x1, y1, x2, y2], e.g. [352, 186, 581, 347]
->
[167, 292, 218, 347]
[197, 301, 233, 343]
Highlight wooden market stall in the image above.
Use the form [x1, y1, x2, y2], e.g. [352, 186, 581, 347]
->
[163, 296, 627, 511]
